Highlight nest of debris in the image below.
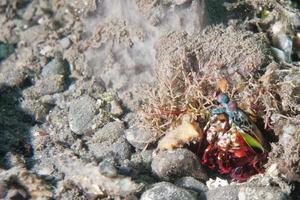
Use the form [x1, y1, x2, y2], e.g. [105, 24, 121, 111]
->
[142, 25, 270, 134]
[142, 24, 300, 184]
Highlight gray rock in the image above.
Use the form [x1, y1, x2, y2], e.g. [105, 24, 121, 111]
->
[206, 186, 239, 200]
[41, 57, 68, 77]
[238, 186, 288, 200]
[125, 126, 154, 150]
[40, 95, 55, 105]
[137, 150, 154, 164]
[140, 182, 197, 200]
[89, 137, 131, 161]
[271, 47, 289, 63]
[272, 32, 292, 56]
[36, 164, 55, 177]
[59, 37, 72, 49]
[39, 45, 52, 56]
[92, 121, 125, 142]
[23, 75, 65, 98]
[205, 185, 288, 200]
[123, 112, 141, 127]
[110, 100, 123, 116]
[88, 121, 132, 160]
[98, 159, 118, 177]
[151, 149, 207, 181]
[175, 176, 208, 194]
[68, 95, 96, 135]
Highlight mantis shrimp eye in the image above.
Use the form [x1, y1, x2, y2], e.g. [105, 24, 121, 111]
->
[234, 167, 242, 175]
[216, 93, 230, 104]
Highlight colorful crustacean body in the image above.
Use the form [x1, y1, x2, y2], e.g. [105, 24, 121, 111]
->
[201, 93, 268, 181]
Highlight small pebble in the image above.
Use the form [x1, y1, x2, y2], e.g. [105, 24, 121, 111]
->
[272, 32, 292, 53]
[271, 47, 289, 63]
[39, 45, 52, 56]
[151, 148, 207, 181]
[125, 126, 154, 150]
[99, 160, 118, 178]
[205, 185, 288, 200]
[110, 100, 123, 116]
[88, 121, 131, 160]
[59, 37, 72, 49]
[175, 176, 208, 194]
[141, 182, 197, 200]
[37, 166, 54, 176]
[42, 56, 68, 77]
[68, 95, 96, 135]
